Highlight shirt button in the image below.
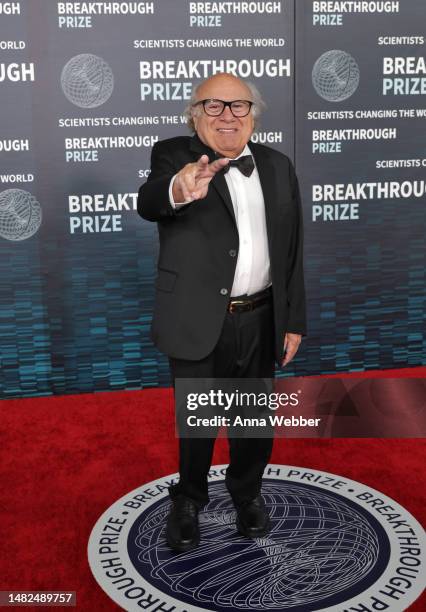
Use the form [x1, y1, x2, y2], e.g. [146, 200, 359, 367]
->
[229, 249, 237, 257]
[220, 288, 228, 296]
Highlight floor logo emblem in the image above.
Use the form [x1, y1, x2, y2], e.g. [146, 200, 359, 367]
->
[88, 465, 425, 611]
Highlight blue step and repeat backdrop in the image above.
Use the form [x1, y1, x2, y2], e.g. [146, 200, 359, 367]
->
[0, 0, 425, 397]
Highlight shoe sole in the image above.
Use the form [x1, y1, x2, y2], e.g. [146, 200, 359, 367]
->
[166, 533, 200, 553]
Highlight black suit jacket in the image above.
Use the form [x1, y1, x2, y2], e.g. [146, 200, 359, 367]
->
[137, 134, 306, 364]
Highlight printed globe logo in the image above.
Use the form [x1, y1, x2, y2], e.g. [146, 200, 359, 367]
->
[61, 54, 114, 108]
[312, 50, 360, 102]
[131, 481, 384, 609]
[88, 466, 425, 611]
[0, 189, 42, 241]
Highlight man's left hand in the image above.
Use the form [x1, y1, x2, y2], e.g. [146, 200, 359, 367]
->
[281, 332, 302, 367]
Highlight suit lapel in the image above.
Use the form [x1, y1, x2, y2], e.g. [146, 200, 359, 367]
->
[189, 134, 236, 226]
[249, 141, 277, 255]
[188, 135, 279, 241]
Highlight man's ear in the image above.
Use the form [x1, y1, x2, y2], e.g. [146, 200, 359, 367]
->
[191, 108, 199, 130]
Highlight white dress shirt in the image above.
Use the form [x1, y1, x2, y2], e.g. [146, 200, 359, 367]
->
[169, 144, 271, 297]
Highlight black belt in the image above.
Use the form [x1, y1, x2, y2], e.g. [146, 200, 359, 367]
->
[228, 287, 272, 314]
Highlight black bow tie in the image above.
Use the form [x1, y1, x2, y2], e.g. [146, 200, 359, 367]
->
[222, 155, 255, 177]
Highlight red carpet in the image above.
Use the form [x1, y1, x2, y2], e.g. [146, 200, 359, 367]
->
[1, 371, 425, 610]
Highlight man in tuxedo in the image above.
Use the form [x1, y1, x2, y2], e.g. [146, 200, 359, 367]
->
[138, 73, 306, 552]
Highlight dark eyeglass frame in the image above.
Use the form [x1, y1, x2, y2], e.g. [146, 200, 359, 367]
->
[192, 98, 254, 117]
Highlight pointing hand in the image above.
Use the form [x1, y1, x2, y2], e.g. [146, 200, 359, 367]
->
[173, 155, 230, 203]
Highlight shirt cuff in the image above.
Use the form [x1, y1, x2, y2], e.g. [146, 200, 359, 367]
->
[169, 174, 192, 209]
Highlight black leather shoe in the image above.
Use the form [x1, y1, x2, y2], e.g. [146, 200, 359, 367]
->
[236, 495, 270, 538]
[166, 495, 200, 552]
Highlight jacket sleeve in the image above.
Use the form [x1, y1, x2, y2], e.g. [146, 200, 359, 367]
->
[137, 141, 194, 222]
[286, 159, 307, 336]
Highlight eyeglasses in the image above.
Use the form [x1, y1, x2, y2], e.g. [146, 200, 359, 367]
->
[193, 99, 253, 117]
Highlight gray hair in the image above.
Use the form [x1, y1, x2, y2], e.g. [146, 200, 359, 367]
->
[183, 78, 266, 133]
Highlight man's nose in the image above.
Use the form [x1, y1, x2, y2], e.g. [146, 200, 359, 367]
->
[220, 105, 235, 121]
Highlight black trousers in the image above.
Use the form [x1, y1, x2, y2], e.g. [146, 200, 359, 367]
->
[168, 293, 276, 508]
